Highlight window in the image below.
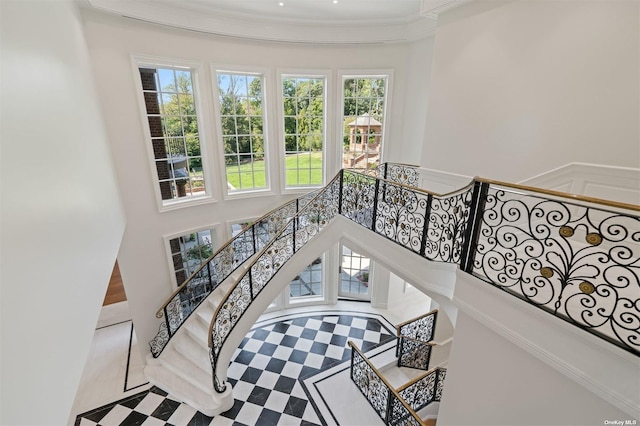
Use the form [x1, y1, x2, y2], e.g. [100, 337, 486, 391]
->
[216, 72, 267, 193]
[282, 75, 325, 188]
[138, 66, 206, 204]
[339, 244, 371, 300]
[168, 228, 216, 287]
[289, 257, 323, 299]
[341, 75, 388, 170]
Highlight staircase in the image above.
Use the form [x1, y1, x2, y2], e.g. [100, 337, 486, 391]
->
[143, 163, 640, 419]
[348, 310, 447, 425]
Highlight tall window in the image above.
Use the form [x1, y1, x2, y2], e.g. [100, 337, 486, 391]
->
[139, 66, 205, 204]
[289, 257, 323, 299]
[216, 72, 267, 193]
[282, 76, 325, 188]
[339, 244, 371, 300]
[341, 75, 387, 170]
[168, 229, 216, 287]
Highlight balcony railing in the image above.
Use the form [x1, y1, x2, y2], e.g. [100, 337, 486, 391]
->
[349, 341, 444, 426]
[205, 166, 638, 392]
[149, 189, 319, 357]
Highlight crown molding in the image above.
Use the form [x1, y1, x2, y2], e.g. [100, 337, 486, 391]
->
[84, 0, 438, 44]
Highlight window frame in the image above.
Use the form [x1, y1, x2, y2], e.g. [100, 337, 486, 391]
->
[132, 55, 218, 212]
[277, 69, 331, 194]
[337, 70, 393, 172]
[163, 223, 222, 288]
[211, 65, 275, 200]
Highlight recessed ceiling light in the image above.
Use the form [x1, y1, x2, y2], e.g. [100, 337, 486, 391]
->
[278, 2, 284, 6]
[333, 0, 338, 3]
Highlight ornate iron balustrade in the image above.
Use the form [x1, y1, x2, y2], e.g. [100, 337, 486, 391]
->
[148, 189, 320, 357]
[349, 341, 434, 426]
[396, 310, 438, 358]
[395, 367, 447, 419]
[463, 179, 640, 355]
[397, 337, 435, 371]
[208, 175, 342, 391]
[377, 162, 421, 188]
[206, 167, 639, 394]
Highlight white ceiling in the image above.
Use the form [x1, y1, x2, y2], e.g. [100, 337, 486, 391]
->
[83, 0, 464, 43]
[174, 0, 424, 24]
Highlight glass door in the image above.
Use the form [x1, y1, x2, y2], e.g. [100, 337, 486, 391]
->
[338, 244, 371, 301]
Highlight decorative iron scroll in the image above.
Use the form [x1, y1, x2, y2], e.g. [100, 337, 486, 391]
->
[342, 170, 376, 228]
[350, 344, 391, 421]
[209, 177, 342, 390]
[425, 189, 474, 263]
[397, 311, 437, 353]
[149, 191, 317, 358]
[470, 185, 640, 354]
[397, 368, 446, 414]
[378, 163, 421, 188]
[158, 162, 639, 398]
[350, 341, 437, 426]
[397, 337, 433, 371]
[375, 182, 431, 254]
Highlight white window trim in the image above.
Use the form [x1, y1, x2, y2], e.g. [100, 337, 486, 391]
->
[276, 69, 333, 195]
[211, 64, 277, 200]
[336, 69, 394, 171]
[163, 223, 223, 288]
[131, 54, 220, 212]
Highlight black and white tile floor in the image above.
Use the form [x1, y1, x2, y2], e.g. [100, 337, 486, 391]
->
[75, 311, 396, 426]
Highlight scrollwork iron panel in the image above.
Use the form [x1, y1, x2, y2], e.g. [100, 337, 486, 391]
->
[383, 163, 421, 188]
[471, 187, 640, 355]
[426, 188, 474, 262]
[211, 274, 252, 356]
[342, 171, 376, 228]
[250, 232, 295, 297]
[398, 311, 437, 342]
[398, 369, 436, 413]
[435, 368, 446, 401]
[350, 346, 390, 422]
[388, 393, 421, 426]
[398, 337, 432, 371]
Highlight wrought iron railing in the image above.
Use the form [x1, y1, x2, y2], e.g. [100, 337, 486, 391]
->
[396, 310, 438, 358]
[395, 367, 447, 418]
[349, 341, 440, 426]
[397, 337, 436, 371]
[148, 190, 320, 357]
[206, 166, 639, 393]
[208, 174, 342, 391]
[462, 179, 640, 355]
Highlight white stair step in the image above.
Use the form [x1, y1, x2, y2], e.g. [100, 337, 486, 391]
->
[160, 347, 213, 393]
[145, 359, 233, 417]
[173, 333, 211, 367]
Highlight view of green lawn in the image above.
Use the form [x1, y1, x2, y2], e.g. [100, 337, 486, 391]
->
[226, 152, 323, 189]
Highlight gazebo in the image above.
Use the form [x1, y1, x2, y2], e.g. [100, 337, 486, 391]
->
[347, 113, 382, 152]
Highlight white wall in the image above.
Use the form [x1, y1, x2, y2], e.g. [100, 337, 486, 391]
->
[420, 0, 639, 182]
[80, 10, 418, 353]
[438, 312, 631, 426]
[397, 36, 435, 164]
[0, 1, 126, 424]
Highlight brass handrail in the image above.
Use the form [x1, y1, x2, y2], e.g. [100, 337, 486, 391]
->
[396, 309, 438, 337]
[155, 196, 306, 318]
[475, 177, 640, 212]
[348, 341, 428, 426]
[395, 365, 446, 393]
[207, 173, 341, 347]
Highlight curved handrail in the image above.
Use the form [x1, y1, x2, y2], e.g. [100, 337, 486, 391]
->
[207, 173, 343, 388]
[148, 189, 319, 357]
[349, 341, 433, 426]
[206, 165, 639, 392]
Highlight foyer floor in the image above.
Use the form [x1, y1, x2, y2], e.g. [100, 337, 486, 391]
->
[71, 297, 431, 426]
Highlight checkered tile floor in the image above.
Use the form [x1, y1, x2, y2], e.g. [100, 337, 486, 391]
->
[76, 312, 396, 425]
